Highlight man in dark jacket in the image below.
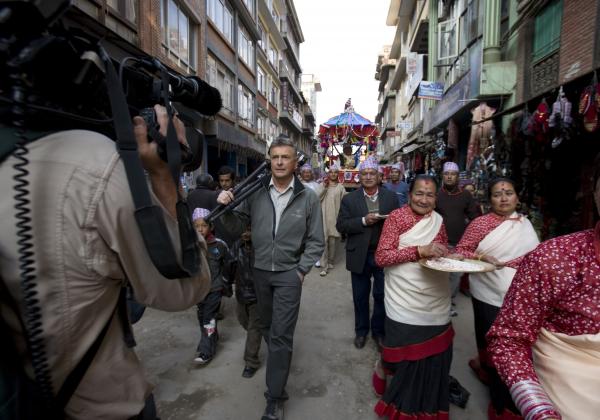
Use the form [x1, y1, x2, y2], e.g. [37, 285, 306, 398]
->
[187, 174, 218, 214]
[435, 161, 481, 314]
[232, 226, 262, 378]
[217, 135, 324, 420]
[336, 157, 399, 350]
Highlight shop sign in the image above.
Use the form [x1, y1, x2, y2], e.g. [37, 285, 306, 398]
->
[422, 71, 471, 133]
[396, 121, 413, 131]
[418, 81, 444, 100]
[386, 131, 401, 137]
[406, 53, 418, 75]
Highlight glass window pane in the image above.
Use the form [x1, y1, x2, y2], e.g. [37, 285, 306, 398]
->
[179, 10, 189, 62]
[216, 1, 223, 30]
[160, 0, 165, 43]
[168, 0, 179, 52]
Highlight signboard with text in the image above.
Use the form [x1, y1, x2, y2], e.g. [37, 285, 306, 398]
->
[418, 81, 444, 100]
[406, 53, 418, 74]
[396, 121, 414, 131]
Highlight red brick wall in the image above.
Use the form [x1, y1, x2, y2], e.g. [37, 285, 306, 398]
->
[559, 0, 598, 83]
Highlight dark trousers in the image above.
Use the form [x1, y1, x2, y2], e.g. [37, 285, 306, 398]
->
[236, 300, 262, 369]
[472, 298, 520, 416]
[196, 290, 222, 357]
[350, 251, 385, 339]
[253, 268, 302, 402]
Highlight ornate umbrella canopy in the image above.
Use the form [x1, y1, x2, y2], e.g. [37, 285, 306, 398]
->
[318, 98, 380, 147]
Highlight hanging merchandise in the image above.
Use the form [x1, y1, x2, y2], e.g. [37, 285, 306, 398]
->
[549, 86, 573, 149]
[520, 105, 534, 136]
[467, 102, 496, 169]
[579, 76, 599, 133]
[529, 98, 550, 143]
[447, 119, 459, 149]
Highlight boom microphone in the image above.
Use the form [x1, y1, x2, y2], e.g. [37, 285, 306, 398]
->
[136, 58, 222, 116]
[171, 76, 222, 117]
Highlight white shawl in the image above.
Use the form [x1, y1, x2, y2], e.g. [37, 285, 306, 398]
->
[384, 211, 450, 326]
[470, 213, 539, 307]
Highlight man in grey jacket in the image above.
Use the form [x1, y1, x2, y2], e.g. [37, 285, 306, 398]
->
[217, 135, 324, 420]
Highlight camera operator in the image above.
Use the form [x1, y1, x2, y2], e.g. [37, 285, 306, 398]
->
[0, 104, 211, 419]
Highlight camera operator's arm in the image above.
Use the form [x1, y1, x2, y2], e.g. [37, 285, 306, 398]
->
[95, 106, 211, 311]
[133, 104, 186, 218]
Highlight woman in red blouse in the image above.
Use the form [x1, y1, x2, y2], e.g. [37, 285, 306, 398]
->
[373, 175, 451, 420]
[453, 178, 539, 419]
[487, 155, 600, 420]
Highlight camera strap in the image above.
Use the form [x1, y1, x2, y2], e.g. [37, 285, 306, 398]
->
[100, 46, 200, 279]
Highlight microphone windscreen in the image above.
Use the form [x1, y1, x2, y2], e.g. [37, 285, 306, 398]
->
[191, 77, 222, 116]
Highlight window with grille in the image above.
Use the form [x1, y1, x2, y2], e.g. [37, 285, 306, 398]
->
[270, 83, 279, 108]
[238, 25, 255, 69]
[438, 18, 458, 61]
[242, 0, 255, 17]
[207, 0, 234, 44]
[160, 0, 196, 72]
[207, 55, 234, 114]
[107, 0, 137, 24]
[257, 67, 267, 96]
[238, 83, 255, 127]
[532, 0, 563, 62]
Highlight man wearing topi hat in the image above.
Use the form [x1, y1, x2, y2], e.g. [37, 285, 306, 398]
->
[336, 156, 399, 350]
[435, 161, 481, 315]
[384, 163, 409, 207]
[318, 162, 346, 276]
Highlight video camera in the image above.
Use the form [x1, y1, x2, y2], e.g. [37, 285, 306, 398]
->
[0, 0, 222, 279]
[0, 1, 221, 171]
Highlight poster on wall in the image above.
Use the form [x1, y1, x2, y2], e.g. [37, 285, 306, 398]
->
[418, 81, 444, 100]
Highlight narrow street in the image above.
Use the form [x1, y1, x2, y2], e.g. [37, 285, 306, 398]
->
[135, 244, 489, 420]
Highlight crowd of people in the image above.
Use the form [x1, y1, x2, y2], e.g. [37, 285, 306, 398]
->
[185, 146, 599, 420]
[2, 106, 596, 419]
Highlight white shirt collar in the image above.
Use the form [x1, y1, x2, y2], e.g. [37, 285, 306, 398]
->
[269, 176, 295, 192]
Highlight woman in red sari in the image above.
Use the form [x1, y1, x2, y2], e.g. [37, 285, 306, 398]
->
[453, 178, 539, 419]
[487, 155, 600, 420]
[373, 175, 451, 420]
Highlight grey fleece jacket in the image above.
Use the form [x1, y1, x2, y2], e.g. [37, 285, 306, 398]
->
[220, 175, 324, 274]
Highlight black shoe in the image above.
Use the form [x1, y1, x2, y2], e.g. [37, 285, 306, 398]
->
[242, 366, 258, 378]
[449, 375, 471, 408]
[354, 335, 367, 349]
[261, 399, 284, 420]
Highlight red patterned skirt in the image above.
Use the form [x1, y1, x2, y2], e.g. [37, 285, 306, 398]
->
[374, 317, 454, 420]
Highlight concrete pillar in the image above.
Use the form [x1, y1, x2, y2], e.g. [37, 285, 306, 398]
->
[483, 0, 502, 63]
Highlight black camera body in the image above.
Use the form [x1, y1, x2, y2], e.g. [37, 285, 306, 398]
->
[139, 106, 200, 172]
[0, 2, 221, 171]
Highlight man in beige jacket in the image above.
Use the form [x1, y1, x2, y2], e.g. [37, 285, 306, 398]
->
[0, 105, 211, 419]
[319, 162, 346, 276]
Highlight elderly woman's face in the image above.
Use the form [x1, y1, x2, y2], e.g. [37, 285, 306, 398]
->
[490, 182, 518, 217]
[409, 179, 437, 215]
[300, 169, 313, 182]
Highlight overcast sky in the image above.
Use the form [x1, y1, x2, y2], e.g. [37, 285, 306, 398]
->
[295, 0, 396, 126]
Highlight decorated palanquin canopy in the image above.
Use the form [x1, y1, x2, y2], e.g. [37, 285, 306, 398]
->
[317, 98, 380, 148]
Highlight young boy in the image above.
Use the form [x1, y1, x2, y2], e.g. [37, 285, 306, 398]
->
[192, 207, 232, 365]
[231, 226, 262, 378]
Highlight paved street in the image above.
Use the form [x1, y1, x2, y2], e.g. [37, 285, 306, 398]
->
[135, 245, 489, 420]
